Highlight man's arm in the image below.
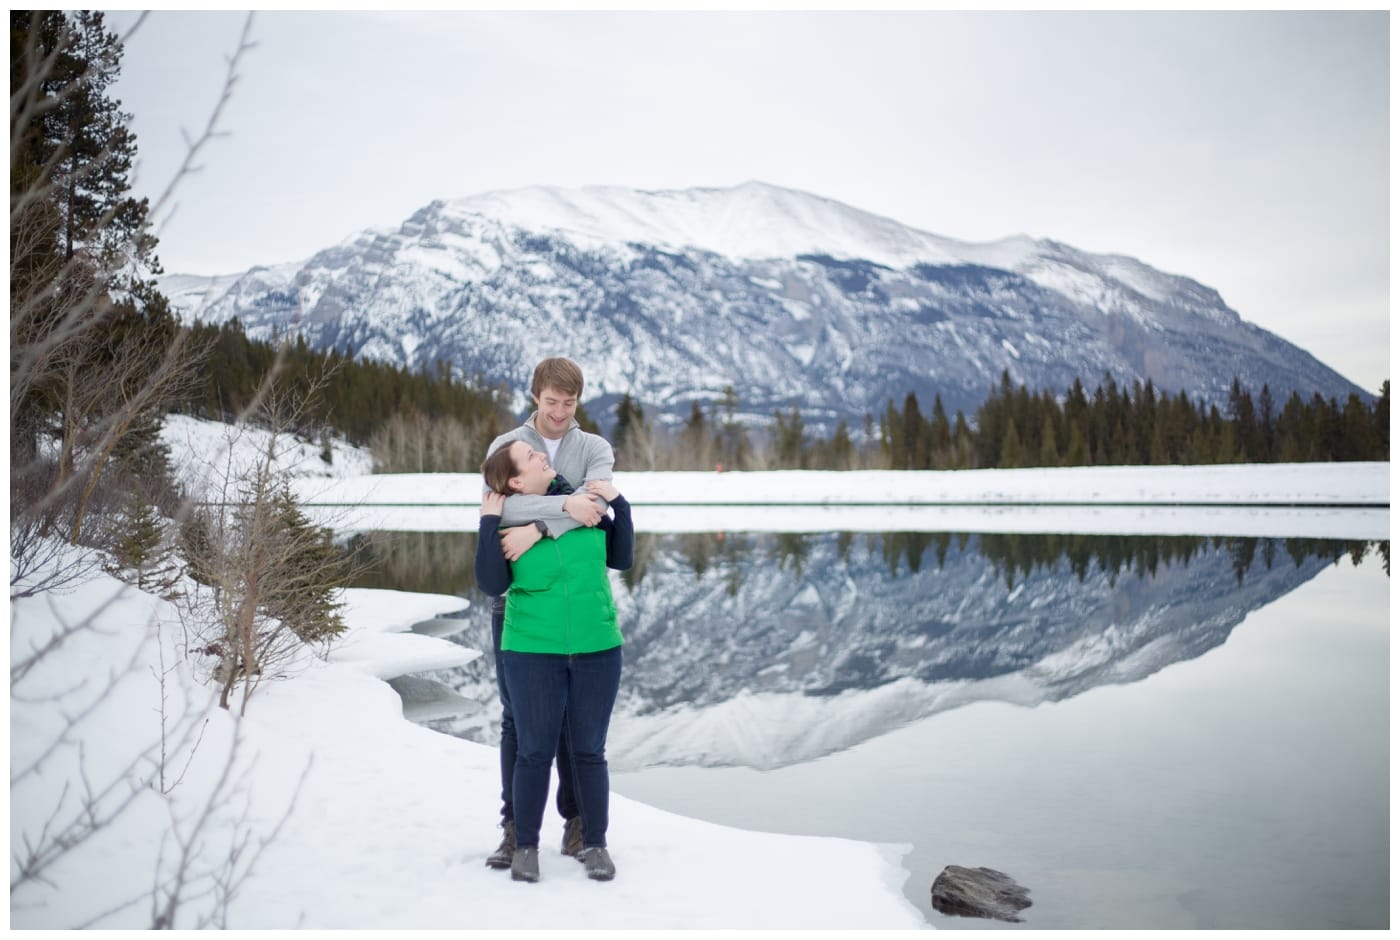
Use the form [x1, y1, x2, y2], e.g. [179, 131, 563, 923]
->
[480, 432, 565, 527]
[503, 433, 617, 538]
[534, 433, 616, 538]
[498, 492, 572, 528]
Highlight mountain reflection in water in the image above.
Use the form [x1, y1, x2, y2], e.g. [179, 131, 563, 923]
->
[347, 531, 1387, 769]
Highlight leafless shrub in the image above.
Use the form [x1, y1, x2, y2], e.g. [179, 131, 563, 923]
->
[177, 370, 359, 715]
[9, 459, 98, 600]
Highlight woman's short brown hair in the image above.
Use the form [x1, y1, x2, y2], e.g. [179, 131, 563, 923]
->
[530, 357, 584, 399]
[480, 444, 521, 495]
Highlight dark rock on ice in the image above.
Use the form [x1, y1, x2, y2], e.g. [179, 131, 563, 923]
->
[930, 865, 1032, 923]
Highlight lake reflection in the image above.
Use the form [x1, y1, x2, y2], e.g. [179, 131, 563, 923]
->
[349, 529, 1388, 929]
[348, 530, 1385, 767]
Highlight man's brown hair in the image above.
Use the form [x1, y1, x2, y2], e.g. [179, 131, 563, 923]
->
[530, 357, 584, 400]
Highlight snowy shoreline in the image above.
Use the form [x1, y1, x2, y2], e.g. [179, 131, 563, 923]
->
[284, 463, 1390, 541]
[292, 462, 1390, 508]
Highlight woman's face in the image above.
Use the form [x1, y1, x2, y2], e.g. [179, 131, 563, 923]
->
[509, 441, 554, 495]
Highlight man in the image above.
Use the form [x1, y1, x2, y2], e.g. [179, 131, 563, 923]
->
[479, 357, 615, 870]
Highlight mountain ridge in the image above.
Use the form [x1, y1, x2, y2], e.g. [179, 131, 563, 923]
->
[161, 182, 1366, 428]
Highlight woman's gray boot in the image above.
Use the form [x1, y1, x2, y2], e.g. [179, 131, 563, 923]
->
[511, 846, 540, 883]
[581, 846, 615, 881]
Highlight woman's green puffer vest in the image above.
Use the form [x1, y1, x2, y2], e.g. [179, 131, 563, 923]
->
[502, 526, 622, 654]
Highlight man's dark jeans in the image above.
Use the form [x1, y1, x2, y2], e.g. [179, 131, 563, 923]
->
[493, 595, 578, 825]
[499, 643, 622, 850]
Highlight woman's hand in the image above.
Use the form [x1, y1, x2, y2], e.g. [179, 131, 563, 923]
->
[564, 491, 604, 525]
[480, 491, 505, 517]
[587, 479, 619, 502]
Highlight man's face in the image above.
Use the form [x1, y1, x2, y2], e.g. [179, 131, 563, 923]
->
[533, 385, 578, 440]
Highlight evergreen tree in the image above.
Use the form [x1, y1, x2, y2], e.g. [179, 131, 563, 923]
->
[107, 495, 170, 592]
[773, 407, 806, 469]
[260, 484, 349, 645]
[1167, 391, 1195, 463]
[1210, 404, 1236, 463]
[952, 411, 974, 468]
[974, 372, 1015, 468]
[1311, 393, 1340, 460]
[573, 400, 601, 436]
[612, 393, 650, 469]
[1037, 413, 1060, 467]
[930, 394, 952, 468]
[998, 420, 1023, 468]
[613, 393, 639, 458]
[1340, 392, 1377, 460]
[1276, 390, 1305, 462]
[11, 10, 192, 548]
[1257, 383, 1276, 459]
[901, 392, 929, 469]
[713, 386, 750, 470]
[12, 12, 158, 280]
[1374, 381, 1389, 459]
[827, 418, 855, 470]
[1229, 378, 1261, 460]
[1148, 415, 1170, 465]
[1134, 380, 1158, 464]
[880, 398, 903, 469]
[1064, 420, 1089, 466]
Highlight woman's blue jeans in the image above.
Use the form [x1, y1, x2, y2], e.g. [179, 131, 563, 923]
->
[500, 643, 622, 849]
[492, 596, 577, 825]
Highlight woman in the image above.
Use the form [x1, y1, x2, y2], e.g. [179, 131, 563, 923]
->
[475, 440, 633, 883]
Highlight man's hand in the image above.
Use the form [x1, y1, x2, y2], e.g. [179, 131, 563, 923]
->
[563, 491, 604, 526]
[500, 524, 542, 561]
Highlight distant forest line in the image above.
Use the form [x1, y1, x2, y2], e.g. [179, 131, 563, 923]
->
[174, 318, 1390, 473]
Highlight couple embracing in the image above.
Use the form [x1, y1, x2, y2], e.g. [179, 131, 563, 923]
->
[473, 357, 633, 884]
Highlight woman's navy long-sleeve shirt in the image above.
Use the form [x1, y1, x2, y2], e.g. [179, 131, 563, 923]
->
[475, 494, 633, 597]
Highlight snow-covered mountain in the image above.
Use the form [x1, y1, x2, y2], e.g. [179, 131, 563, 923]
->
[162, 181, 1367, 426]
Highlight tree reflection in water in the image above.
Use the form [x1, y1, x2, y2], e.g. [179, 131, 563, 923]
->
[346, 529, 1386, 599]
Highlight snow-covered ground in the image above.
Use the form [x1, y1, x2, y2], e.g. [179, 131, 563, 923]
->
[160, 413, 373, 494]
[9, 555, 924, 929]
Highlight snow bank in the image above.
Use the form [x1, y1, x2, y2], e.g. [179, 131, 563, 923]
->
[9, 551, 926, 929]
[161, 413, 373, 498]
[291, 462, 1390, 508]
[323, 587, 480, 679]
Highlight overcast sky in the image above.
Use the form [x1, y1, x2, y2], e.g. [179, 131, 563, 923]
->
[107, 9, 1389, 393]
